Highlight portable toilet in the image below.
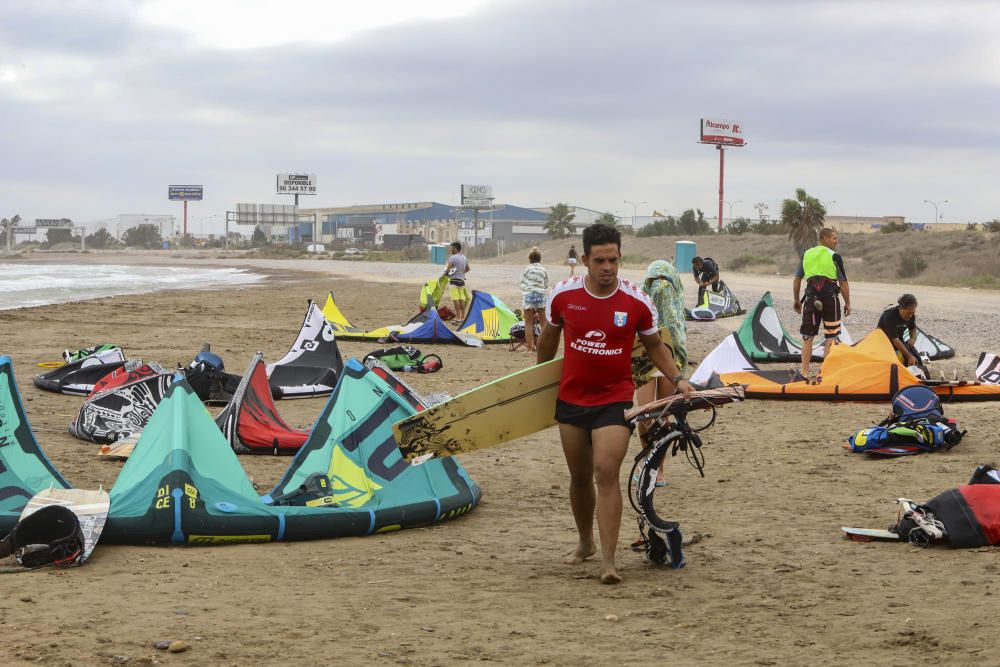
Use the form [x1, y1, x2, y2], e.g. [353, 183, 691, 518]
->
[674, 240, 696, 270]
[430, 244, 448, 265]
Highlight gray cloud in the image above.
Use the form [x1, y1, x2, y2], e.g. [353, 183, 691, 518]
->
[1, 0, 998, 227]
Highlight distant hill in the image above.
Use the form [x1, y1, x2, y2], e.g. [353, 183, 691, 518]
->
[482, 229, 1000, 289]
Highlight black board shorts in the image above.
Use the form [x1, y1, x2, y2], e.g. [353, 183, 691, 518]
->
[800, 287, 842, 340]
[555, 399, 634, 432]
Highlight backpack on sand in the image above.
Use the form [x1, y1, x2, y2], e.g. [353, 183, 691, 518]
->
[362, 346, 442, 373]
[848, 386, 964, 456]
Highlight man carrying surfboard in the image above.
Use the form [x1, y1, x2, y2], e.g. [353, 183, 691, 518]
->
[537, 223, 692, 584]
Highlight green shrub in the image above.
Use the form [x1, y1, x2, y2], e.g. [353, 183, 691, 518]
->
[897, 252, 927, 278]
[983, 219, 1000, 232]
[880, 221, 911, 234]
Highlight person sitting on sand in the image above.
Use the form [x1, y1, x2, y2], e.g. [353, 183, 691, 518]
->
[517, 247, 549, 352]
[537, 223, 692, 585]
[878, 293, 921, 367]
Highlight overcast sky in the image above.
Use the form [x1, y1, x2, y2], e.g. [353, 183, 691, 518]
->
[1, 0, 997, 235]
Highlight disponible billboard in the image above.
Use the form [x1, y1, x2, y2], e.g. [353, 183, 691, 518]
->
[700, 118, 745, 146]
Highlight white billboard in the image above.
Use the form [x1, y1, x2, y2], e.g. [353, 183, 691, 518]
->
[700, 118, 746, 146]
[35, 218, 74, 228]
[277, 173, 317, 195]
[461, 184, 493, 207]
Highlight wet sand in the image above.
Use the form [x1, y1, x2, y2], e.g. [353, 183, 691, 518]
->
[1, 255, 999, 666]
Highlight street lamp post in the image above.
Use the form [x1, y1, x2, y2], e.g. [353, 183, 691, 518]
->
[623, 200, 646, 229]
[724, 199, 743, 223]
[923, 199, 949, 224]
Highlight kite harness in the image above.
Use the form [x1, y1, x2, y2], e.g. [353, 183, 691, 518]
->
[626, 386, 744, 569]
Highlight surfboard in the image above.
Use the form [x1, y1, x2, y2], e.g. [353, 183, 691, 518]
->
[841, 527, 903, 543]
[20, 488, 111, 564]
[393, 326, 671, 460]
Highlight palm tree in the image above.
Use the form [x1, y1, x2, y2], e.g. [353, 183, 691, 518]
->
[544, 203, 576, 239]
[782, 188, 827, 256]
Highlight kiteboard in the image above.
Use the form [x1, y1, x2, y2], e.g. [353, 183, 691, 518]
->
[841, 527, 903, 543]
[20, 488, 110, 563]
[392, 326, 671, 460]
[98, 439, 137, 460]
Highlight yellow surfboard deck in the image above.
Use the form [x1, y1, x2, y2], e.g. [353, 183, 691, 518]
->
[392, 326, 671, 459]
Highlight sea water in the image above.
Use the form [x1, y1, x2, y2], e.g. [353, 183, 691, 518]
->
[0, 263, 265, 310]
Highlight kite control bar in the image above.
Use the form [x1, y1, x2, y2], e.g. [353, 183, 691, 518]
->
[626, 386, 743, 569]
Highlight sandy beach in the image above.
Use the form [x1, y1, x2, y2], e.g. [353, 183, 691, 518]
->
[2, 254, 1000, 666]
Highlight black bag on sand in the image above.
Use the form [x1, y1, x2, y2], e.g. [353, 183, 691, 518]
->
[0, 505, 85, 568]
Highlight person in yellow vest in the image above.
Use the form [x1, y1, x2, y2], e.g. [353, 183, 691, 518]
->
[792, 228, 851, 378]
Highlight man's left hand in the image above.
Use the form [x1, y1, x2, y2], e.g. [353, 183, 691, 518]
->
[844, 304, 852, 316]
[676, 379, 694, 398]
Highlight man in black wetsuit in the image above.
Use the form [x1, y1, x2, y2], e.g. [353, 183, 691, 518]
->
[691, 256, 720, 304]
[878, 293, 920, 367]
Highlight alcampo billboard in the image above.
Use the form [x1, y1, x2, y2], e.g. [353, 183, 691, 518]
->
[700, 118, 745, 146]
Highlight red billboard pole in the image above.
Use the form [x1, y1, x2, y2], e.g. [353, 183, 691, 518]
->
[717, 146, 725, 233]
[184, 200, 188, 236]
[699, 118, 745, 233]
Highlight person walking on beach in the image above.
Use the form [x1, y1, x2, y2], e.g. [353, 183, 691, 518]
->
[878, 293, 921, 367]
[793, 227, 851, 378]
[635, 260, 687, 487]
[518, 247, 549, 352]
[567, 245, 578, 276]
[445, 241, 471, 322]
[537, 223, 692, 584]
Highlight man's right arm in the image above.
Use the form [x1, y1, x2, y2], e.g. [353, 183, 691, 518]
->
[536, 322, 561, 364]
[792, 276, 803, 313]
[890, 336, 916, 365]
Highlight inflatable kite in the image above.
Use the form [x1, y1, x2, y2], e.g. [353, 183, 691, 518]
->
[455, 291, 521, 344]
[0, 356, 73, 535]
[685, 282, 744, 321]
[215, 353, 309, 455]
[321, 292, 484, 347]
[977, 353, 1000, 384]
[267, 300, 345, 398]
[0, 355, 481, 542]
[716, 330, 1000, 402]
[735, 291, 853, 362]
[689, 333, 802, 388]
[33, 347, 127, 395]
[68, 361, 175, 444]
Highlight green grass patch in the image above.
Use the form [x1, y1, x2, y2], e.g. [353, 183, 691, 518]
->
[621, 253, 651, 267]
[730, 253, 777, 271]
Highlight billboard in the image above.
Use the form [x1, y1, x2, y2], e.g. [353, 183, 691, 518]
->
[35, 218, 73, 228]
[277, 173, 317, 195]
[12, 227, 37, 234]
[699, 118, 745, 146]
[233, 203, 298, 225]
[461, 184, 493, 207]
[169, 185, 204, 201]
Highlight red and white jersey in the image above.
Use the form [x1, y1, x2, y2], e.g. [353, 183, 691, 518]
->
[546, 276, 658, 406]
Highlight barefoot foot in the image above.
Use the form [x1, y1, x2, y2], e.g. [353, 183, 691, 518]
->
[599, 568, 623, 585]
[562, 543, 596, 565]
